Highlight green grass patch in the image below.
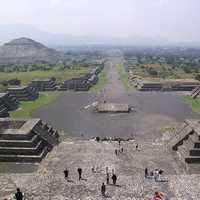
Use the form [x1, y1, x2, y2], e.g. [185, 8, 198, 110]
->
[118, 64, 132, 91]
[0, 68, 89, 86]
[90, 67, 108, 92]
[11, 91, 63, 118]
[183, 96, 200, 113]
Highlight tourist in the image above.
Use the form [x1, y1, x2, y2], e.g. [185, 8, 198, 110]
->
[101, 183, 106, 197]
[15, 188, 23, 200]
[136, 143, 139, 151]
[118, 139, 121, 146]
[112, 174, 117, 185]
[145, 168, 148, 178]
[106, 173, 109, 184]
[115, 149, 118, 156]
[121, 147, 124, 153]
[150, 171, 154, 178]
[96, 136, 100, 142]
[64, 168, 69, 180]
[92, 166, 95, 173]
[77, 168, 82, 180]
[159, 169, 164, 175]
[153, 191, 163, 200]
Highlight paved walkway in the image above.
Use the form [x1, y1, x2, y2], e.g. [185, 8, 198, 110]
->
[0, 138, 182, 200]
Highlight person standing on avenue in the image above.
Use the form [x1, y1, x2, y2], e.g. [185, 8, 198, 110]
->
[101, 183, 106, 197]
[64, 168, 69, 180]
[15, 188, 23, 200]
[112, 174, 117, 185]
[77, 168, 82, 180]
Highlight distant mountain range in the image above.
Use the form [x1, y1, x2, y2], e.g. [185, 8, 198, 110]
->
[0, 37, 65, 65]
[0, 24, 174, 47]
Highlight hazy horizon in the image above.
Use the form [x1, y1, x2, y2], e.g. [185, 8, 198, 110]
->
[0, 0, 200, 46]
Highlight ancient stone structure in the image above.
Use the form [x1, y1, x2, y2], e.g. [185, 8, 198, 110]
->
[0, 93, 19, 111]
[59, 75, 91, 91]
[95, 103, 130, 113]
[7, 86, 39, 101]
[132, 76, 200, 92]
[0, 93, 19, 117]
[30, 78, 57, 91]
[59, 64, 104, 91]
[0, 102, 9, 117]
[0, 38, 66, 65]
[170, 119, 200, 173]
[0, 118, 59, 162]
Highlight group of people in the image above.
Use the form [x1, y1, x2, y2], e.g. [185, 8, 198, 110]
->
[145, 168, 165, 182]
[101, 167, 118, 197]
[114, 147, 124, 155]
[63, 167, 83, 181]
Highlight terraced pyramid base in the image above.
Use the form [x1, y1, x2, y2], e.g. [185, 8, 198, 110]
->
[0, 118, 59, 163]
[169, 119, 200, 173]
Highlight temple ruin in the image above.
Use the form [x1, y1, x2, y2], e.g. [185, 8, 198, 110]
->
[0, 118, 59, 162]
[128, 71, 200, 92]
[136, 79, 200, 91]
[7, 86, 39, 101]
[59, 64, 103, 91]
[0, 93, 19, 117]
[0, 103, 9, 118]
[30, 78, 57, 91]
[170, 119, 200, 173]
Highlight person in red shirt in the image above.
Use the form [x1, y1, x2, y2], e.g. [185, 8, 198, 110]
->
[153, 191, 163, 200]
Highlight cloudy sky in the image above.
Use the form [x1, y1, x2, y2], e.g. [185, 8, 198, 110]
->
[0, 0, 199, 44]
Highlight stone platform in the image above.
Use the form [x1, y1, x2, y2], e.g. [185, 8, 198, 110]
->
[30, 78, 57, 91]
[59, 64, 104, 91]
[0, 93, 19, 117]
[0, 118, 59, 162]
[95, 103, 131, 113]
[7, 86, 39, 101]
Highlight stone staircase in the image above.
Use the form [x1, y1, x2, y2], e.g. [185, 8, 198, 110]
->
[169, 119, 200, 173]
[0, 118, 59, 163]
[191, 86, 200, 99]
[0, 102, 9, 118]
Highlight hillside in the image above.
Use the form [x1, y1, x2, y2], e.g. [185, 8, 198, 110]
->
[0, 38, 65, 65]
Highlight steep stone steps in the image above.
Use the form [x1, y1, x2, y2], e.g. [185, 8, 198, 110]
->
[0, 140, 44, 155]
[0, 134, 40, 147]
[169, 123, 193, 151]
[0, 118, 59, 163]
[0, 146, 48, 162]
[185, 156, 200, 163]
[0, 130, 35, 140]
[0, 103, 9, 117]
